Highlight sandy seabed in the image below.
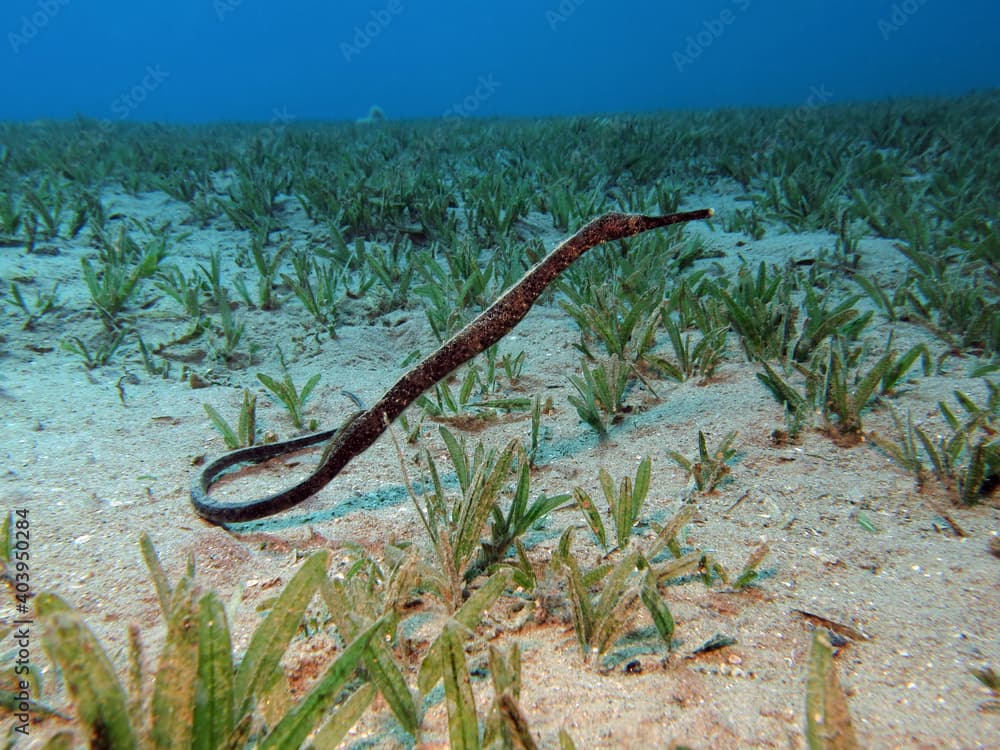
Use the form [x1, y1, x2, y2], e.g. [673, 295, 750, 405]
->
[2, 180, 999, 749]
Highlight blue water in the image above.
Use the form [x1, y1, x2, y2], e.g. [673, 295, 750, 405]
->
[3, 0, 998, 124]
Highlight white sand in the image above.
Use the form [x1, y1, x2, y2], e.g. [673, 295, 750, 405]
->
[2, 184, 999, 748]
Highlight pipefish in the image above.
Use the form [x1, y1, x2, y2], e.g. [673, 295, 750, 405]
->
[191, 209, 713, 525]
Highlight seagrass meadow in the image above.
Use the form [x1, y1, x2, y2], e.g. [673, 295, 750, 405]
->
[2, 92, 1000, 748]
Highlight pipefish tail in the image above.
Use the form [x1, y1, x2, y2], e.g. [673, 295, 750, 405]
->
[191, 209, 714, 525]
